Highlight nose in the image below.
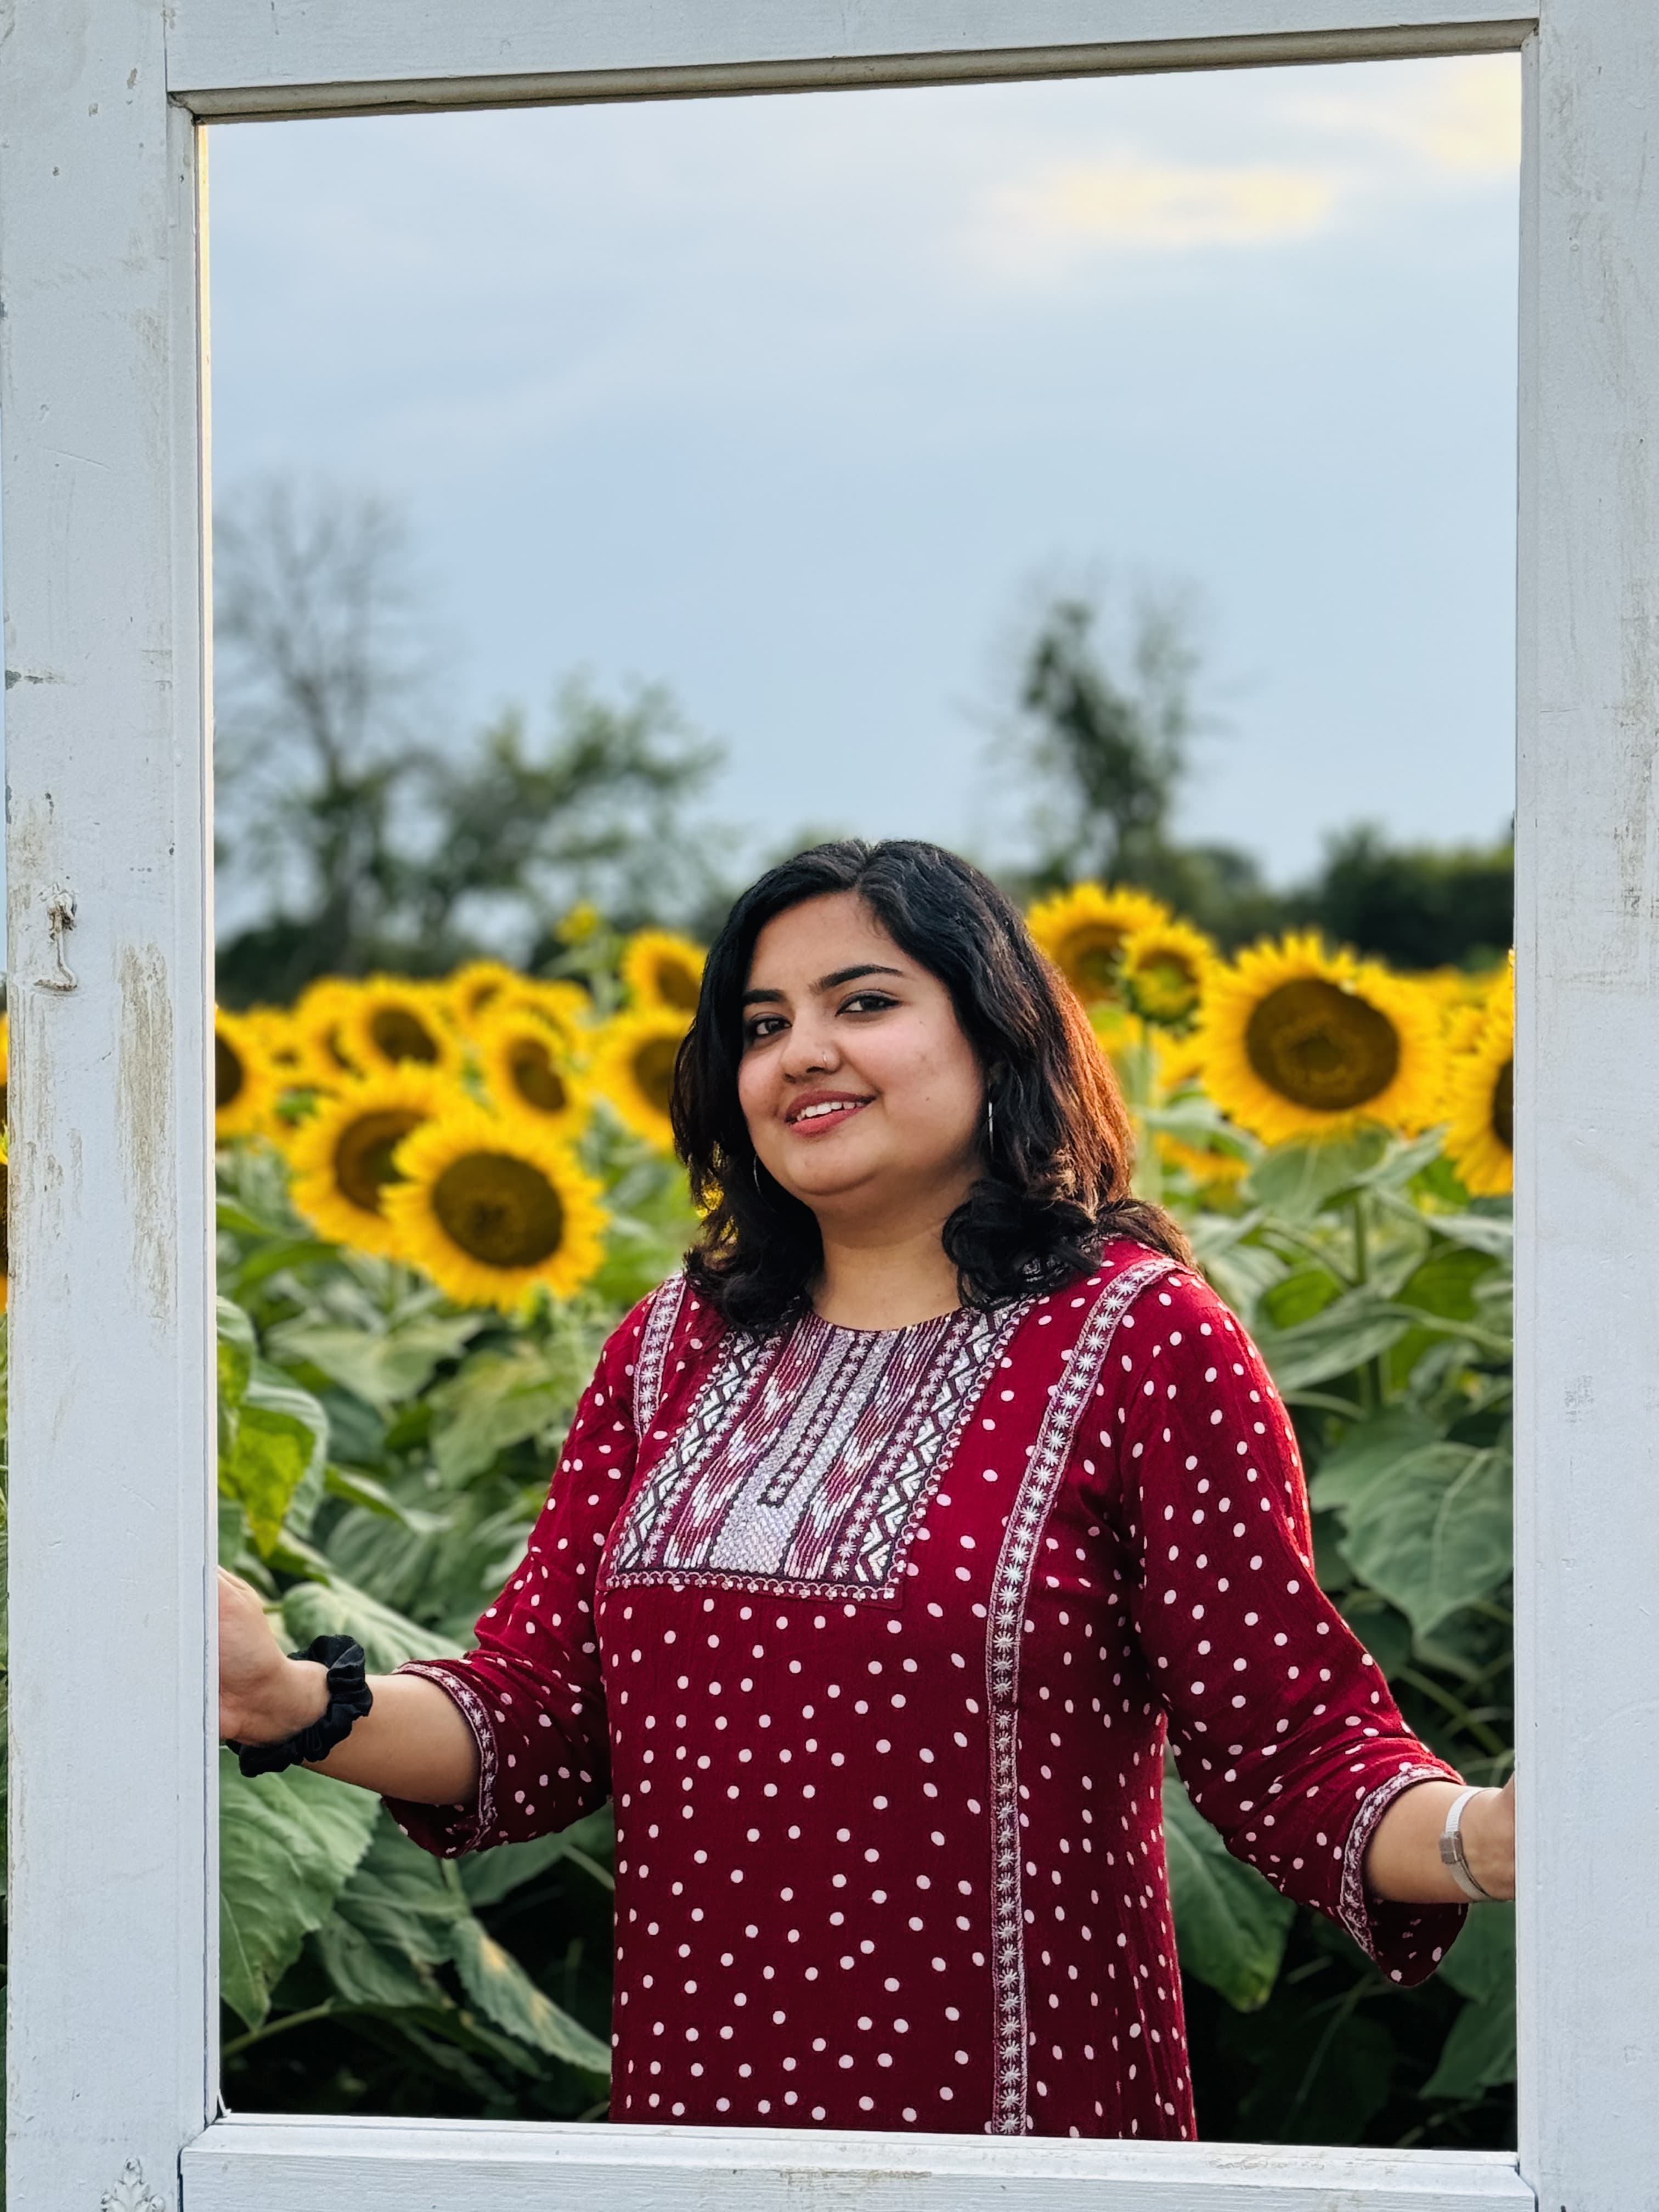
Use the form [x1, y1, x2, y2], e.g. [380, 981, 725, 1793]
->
[778, 1003, 840, 1079]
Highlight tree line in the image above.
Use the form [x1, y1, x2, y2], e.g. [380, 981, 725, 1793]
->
[213, 477, 1512, 1006]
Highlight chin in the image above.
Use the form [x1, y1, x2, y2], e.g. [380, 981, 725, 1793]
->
[776, 1150, 886, 1204]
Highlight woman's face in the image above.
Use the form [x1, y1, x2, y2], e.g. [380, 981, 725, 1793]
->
[737, 891, 985, 1229]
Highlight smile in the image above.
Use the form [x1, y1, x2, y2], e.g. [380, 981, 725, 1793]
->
[786, 1096, 872, 1130]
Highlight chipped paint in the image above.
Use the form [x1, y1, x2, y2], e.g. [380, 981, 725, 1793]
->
[115, 941, 175, 1324]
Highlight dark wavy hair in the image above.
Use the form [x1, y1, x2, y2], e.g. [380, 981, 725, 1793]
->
[670, 838, 1189, 1330]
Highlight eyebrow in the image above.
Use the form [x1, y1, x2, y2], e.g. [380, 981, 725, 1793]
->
[741, 962, 905, 1007]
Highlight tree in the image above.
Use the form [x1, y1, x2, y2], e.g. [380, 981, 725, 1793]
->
[1290, 826, 1513, 972]
[1014, 590, 1200, 887]
[1006, 586, 1512, 966]
[213, 477, 724, 1004]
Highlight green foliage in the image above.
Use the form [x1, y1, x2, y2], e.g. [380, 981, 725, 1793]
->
[212, 1131, 689, 2115]
[220, 1753, 381, 2027]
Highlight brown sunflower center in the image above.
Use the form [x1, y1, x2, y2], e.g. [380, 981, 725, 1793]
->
[633, 1035, 680, 1116]
[431, 1152, 565, 1268]
[656, 958, 702, 1013]
[507, 1037, 568, 1115]
[334, 1108, 426, 1214]
[1057, 924, 1125, 999]
[1492, 1058, 1514, 1150]
[1244, 978, 1401, 1113]
[216, 1034, 246, 1110]
[369, 1006, 441, 1064]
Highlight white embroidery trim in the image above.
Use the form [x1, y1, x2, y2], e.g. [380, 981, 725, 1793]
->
[633, 1271, 688, 1438]
[1339, 1759, 1459, 1955]
[610, 1301, 1026, 1600]
[984, 1252, 1178, 2136]
[394, 1661, 499, 1849]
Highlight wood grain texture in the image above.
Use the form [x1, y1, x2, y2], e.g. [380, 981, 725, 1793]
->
[0, 6, 216, 2210]
[166, 0, 1533, 118]
[1514, 5, 1659, 2208]
[183, 2115, 1532, 2212]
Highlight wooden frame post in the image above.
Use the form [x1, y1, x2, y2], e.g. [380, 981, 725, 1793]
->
[0, 10, 216, 2212]
[1513, 2, 1659, 2205]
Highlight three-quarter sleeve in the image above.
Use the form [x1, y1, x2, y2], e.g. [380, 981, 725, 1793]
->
[386, 1292, 653, 1858]
[1112, 1268, 1467, 1984]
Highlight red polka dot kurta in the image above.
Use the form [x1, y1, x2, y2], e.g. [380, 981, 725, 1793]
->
[390, 1240, 1464, 2139]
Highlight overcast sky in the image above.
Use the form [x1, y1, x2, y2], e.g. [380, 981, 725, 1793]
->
[206, 53, 1520, 891]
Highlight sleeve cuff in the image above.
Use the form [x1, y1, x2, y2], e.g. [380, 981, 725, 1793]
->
[380, 1659, 499, 1858]
[1339, 1760, 1468, 1985]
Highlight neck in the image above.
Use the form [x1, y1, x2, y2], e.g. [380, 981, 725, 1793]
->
[812, 1210, 964, 1330]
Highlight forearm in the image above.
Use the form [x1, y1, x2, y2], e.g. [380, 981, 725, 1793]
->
[250, 1660, 481, 1806]
[1364, 1777, 1515, 1904]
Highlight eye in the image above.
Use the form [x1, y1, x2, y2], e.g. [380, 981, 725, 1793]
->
[839, 991, 898, 1016]
[744, 1014, 788, 1045]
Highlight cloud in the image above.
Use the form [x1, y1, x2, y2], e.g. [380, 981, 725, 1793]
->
[1289, 57, 1520, 177]
[977, 153, 1340, 272]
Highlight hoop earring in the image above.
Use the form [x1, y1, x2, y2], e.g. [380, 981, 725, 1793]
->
[753, 1156, 764, 1193]
[985, 1095, 996, 1151]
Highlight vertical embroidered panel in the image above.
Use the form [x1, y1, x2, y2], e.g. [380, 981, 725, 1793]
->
[984, 1253, 1178, 2135]
[633, 1272, 687, 1438]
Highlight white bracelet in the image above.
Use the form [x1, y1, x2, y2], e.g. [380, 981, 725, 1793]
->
[1438, 1784, 1498, 1903]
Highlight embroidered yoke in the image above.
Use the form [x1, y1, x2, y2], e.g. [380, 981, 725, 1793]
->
[390, 1242, 1464, 2140]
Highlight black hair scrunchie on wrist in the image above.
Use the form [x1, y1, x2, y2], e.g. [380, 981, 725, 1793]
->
[235, 1633, 373, 1778]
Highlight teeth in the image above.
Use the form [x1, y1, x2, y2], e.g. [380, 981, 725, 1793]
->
[796, 1100, 857, 1122]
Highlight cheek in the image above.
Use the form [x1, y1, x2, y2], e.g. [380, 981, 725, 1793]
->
[735, 1054, 772, 1131]
[876, 1028, 981, 1131]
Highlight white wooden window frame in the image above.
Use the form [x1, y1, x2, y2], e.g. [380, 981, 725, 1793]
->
[0, 0, 1651, 2207]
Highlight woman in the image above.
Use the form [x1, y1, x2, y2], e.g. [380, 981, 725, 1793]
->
[221, 838, 1516, 2141]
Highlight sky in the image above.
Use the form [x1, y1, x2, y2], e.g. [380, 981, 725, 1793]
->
[205, 54, 1520, 895]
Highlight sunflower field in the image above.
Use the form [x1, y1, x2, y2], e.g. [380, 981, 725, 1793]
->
[22, 887, 1525, 2140]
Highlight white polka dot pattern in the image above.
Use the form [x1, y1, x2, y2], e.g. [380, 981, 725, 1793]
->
[388, 1247, 1464, 2140]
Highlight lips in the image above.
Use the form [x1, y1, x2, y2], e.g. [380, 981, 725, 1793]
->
[785, 1092, 873, 1132]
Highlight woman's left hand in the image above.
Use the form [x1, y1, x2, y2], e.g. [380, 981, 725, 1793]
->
[1460, 1772, 1516, 1901]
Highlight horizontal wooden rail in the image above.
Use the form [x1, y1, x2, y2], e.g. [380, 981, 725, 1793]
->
[168, 0, 1535, 120]
[183, 2115, 1535, 2212]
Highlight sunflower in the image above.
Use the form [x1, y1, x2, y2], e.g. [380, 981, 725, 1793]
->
[1027, 883, 1172, 1005]
[241, 1005, 335, 1094]
[1118, 918, 1217, 1026]
[476, 1004, 590, 1137]
[292, 979, 368, 1081]
[446, 960, 524, 1031]
[383, 1104, 608, 1310]
[283, 1066, 452, 1256]
[1153, 1026, 1208, 1097]
[344, 977, 464, 1077]
[623, 929, 706, 1017]
[1197, 933, 1444, 1144]
[1442, 980, 1514, 1196]
[215, 1008, 281, 1142]
[497, 978, 592, 1059]
[591, 1008, 688, 1150]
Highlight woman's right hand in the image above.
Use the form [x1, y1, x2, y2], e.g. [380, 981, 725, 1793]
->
[218, 1567, 328, 1746]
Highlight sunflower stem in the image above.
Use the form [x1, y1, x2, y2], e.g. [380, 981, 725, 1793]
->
[1350, 1193, 1390, 1410]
